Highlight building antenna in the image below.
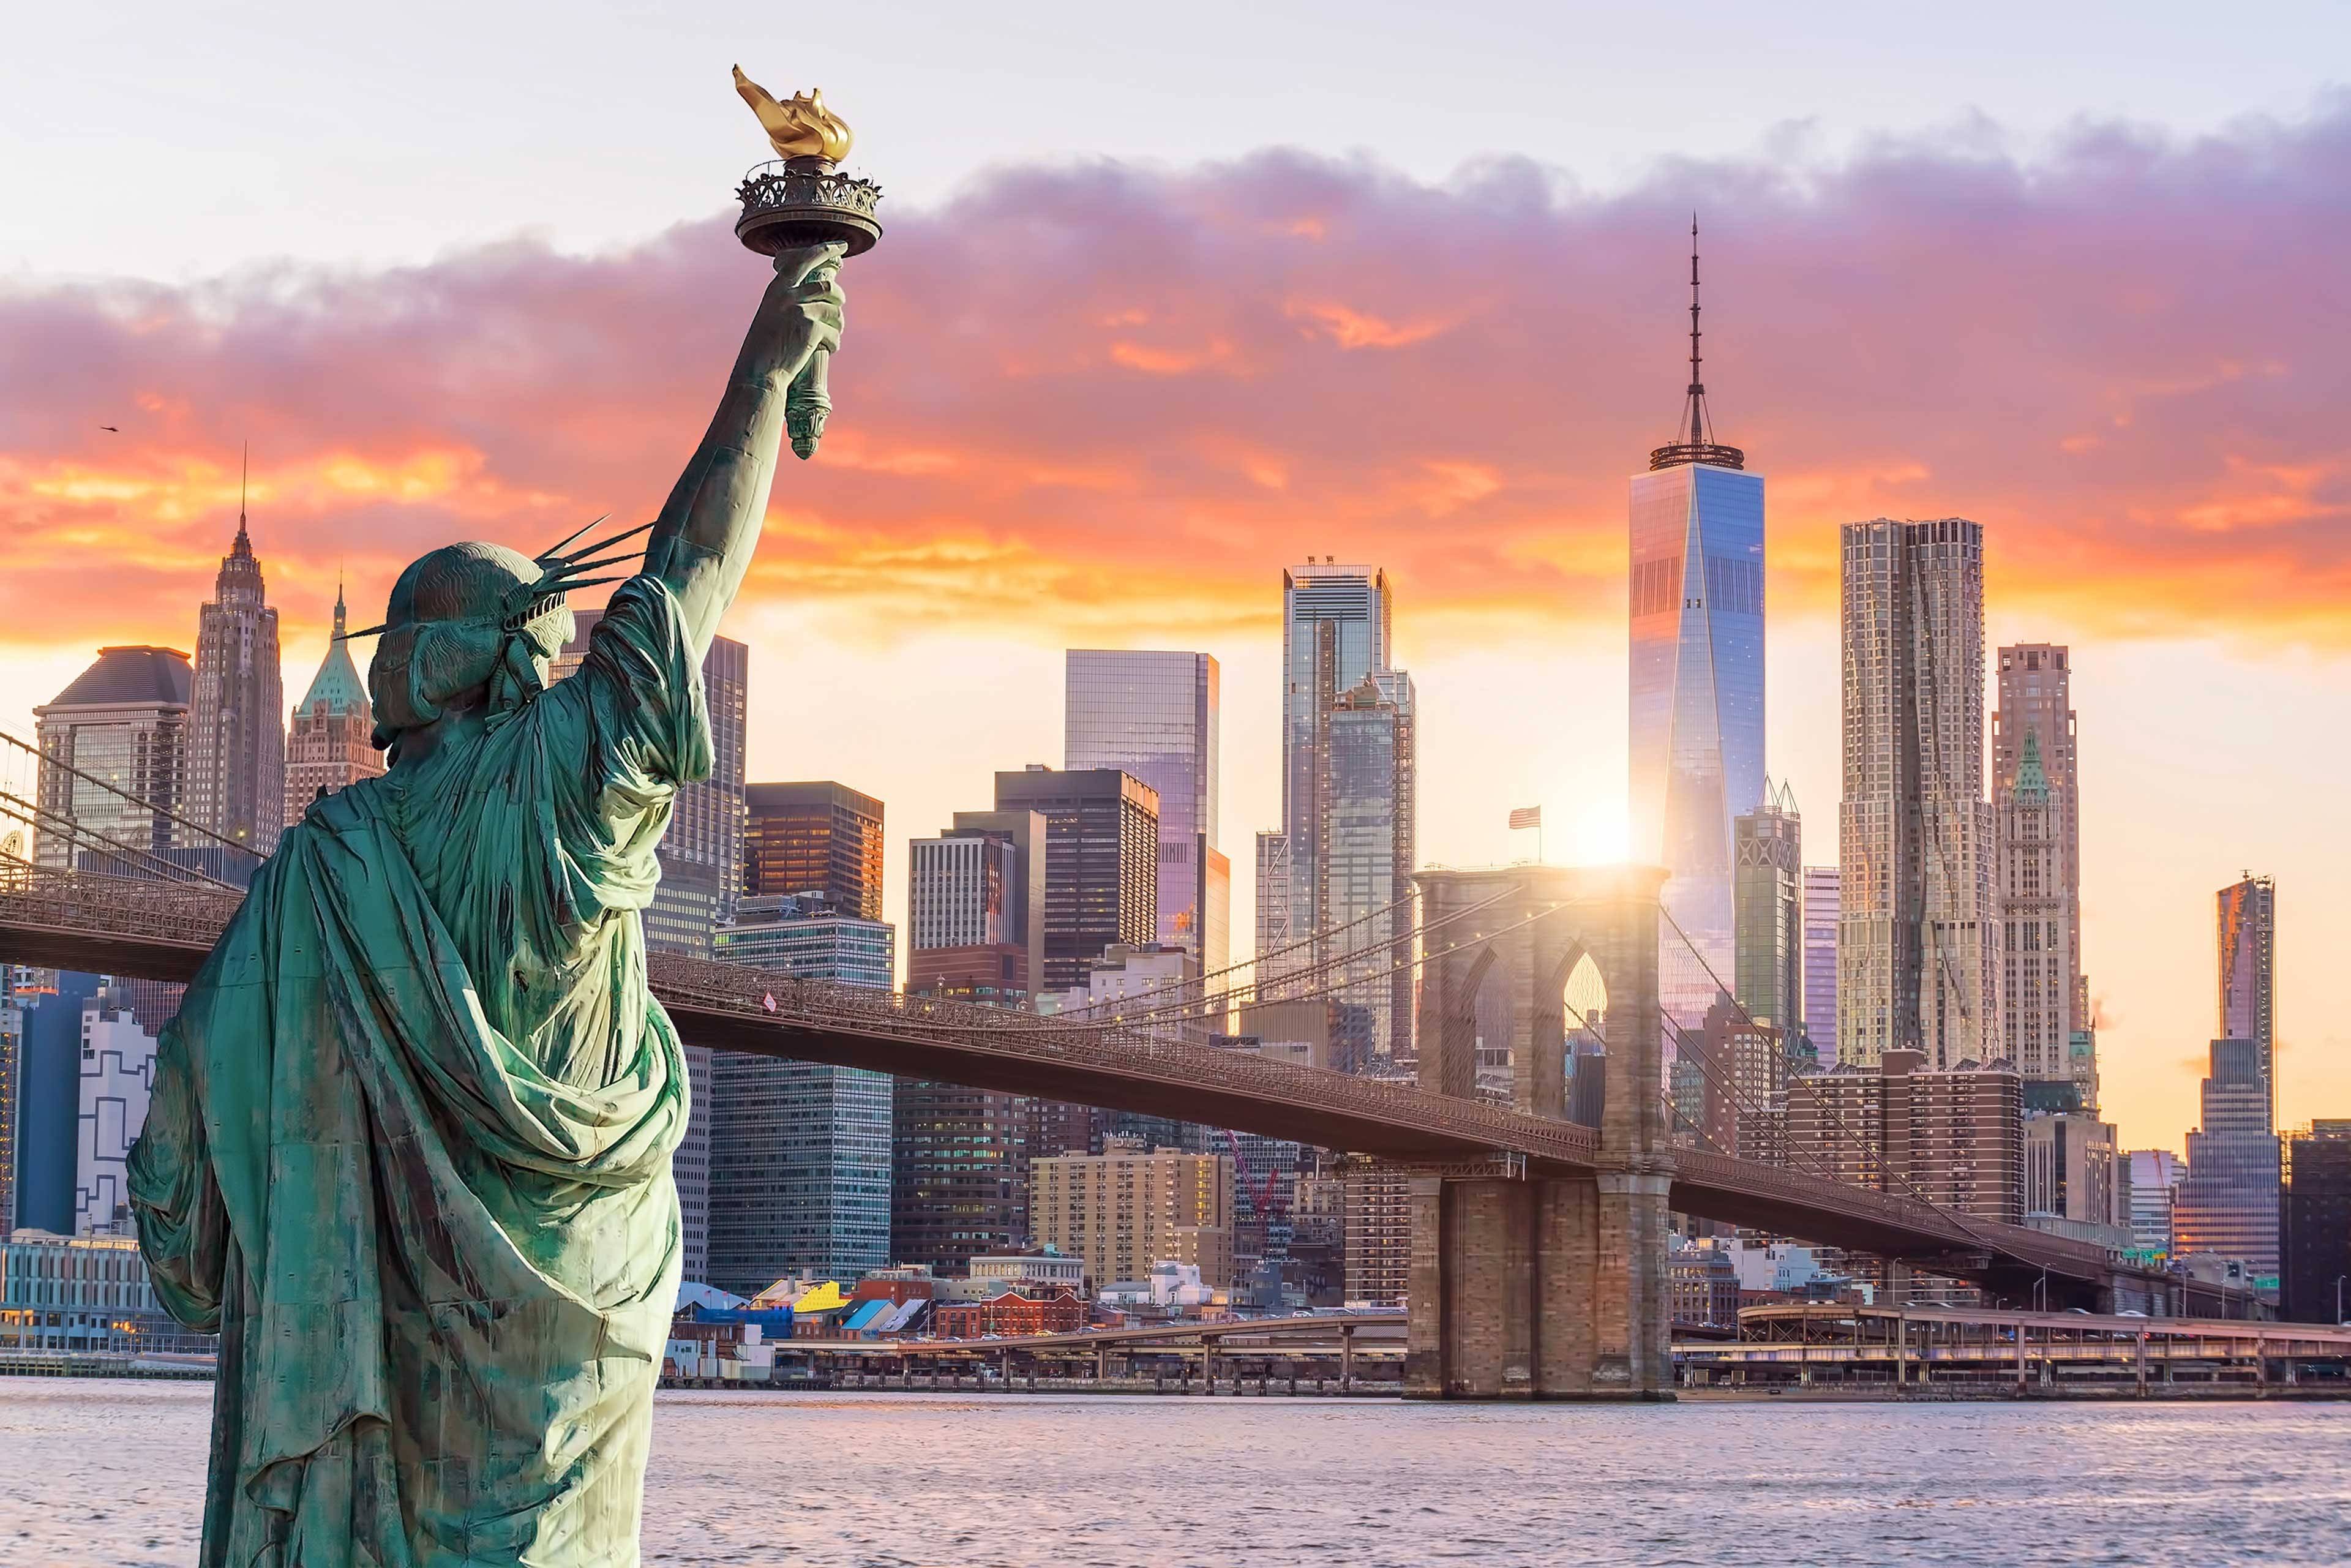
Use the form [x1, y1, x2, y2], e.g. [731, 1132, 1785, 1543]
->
[1685, 214, 1706, 446]
[236, 440, 252, 549]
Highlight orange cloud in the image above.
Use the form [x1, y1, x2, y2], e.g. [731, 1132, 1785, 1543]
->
[3, 107, 2349, 664]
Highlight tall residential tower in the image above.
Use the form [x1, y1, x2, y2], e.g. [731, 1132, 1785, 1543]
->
[2217, 874, 2276, 1130]
[1837, 518, 1998, 1068]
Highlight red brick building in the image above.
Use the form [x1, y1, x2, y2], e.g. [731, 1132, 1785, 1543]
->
[930, 1289, 1084, 1338]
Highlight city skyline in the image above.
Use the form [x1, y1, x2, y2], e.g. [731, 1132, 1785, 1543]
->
[9, 17, 2351, 1559]
[5, 61, 2349, 1176]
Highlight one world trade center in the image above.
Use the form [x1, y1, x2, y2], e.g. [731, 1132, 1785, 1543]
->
[1628, 223, 1764, 1009]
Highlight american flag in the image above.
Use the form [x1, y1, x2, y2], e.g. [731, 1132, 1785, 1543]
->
[1509, 805, 1543, 831]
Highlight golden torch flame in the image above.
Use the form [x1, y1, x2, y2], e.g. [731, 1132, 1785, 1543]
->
[732, 66, 853, 164]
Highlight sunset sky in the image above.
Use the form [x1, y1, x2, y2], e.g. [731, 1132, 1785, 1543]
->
[5, 4, 2348, 1157]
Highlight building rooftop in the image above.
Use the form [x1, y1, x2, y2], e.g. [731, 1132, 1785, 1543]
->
[296, 585, 368, 716]
[42, 646, 193, 711]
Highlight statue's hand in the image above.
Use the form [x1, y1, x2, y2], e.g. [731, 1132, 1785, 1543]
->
[766, 241, 846, 388]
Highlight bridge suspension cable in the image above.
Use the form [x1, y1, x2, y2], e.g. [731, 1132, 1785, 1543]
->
[0, 787, 242, 891]
[1652, 905, 2005, 1262]
[1059, 890, 1619, 1037]
[1054, 882, 1518, 1024]
[0, 725, 261, 890]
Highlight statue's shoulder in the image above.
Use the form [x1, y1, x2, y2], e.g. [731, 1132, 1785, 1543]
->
[293, 771, 399, 839]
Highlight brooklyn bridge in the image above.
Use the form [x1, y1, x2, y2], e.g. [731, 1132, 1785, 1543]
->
[0, 729, 2249, 1400]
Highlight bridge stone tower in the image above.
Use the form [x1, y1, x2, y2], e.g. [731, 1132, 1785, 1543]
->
[1405, 864, 1673, 1399]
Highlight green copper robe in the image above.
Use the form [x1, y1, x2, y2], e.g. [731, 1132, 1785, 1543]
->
[130, 577, 707, 1567]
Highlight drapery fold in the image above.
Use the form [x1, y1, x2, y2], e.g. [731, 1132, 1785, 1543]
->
[132, 577, 705, 1567]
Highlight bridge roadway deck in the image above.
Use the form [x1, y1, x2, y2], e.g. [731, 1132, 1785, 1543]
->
[0, 868, 2138, 1296]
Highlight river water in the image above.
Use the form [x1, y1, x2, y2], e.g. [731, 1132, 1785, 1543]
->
[4, 1382, 2347, 1566]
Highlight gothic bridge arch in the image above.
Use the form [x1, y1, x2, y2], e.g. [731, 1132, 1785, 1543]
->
[1407, 863, 1673, 1399]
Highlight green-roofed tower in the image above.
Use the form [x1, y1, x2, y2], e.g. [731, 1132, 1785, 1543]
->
[283, 580, 384, 827]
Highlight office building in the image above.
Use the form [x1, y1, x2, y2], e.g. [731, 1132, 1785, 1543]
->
[908, 830, 1021, 955]
[2217, 874, 2277, 1130]
[185, 500, 283, 857]
[890, 1080, 1033, 1274]
[2126, 1148, 2184, 1257]
[743, 781, 886, 920]
[1801, 866, 1840, 1068]
[2023, 1111, 2124, 1242]
[0, 1229, 216, 1354]
[1628, 236, 1765, 978]
[1281, 562, 1393, 948]
[1031, 1136, 1234, 1291]
[33, 647, 193, 869]
[1273, 563, 1419, 1070]
[993, 767, 1158, 995]
[1065, 650, 1228, 976]
[553, 614, 749, 1283]
[282, 585, 384, 825]
[710, 893, 895, 1291]
[1318, 673, 1416, 1071]
[1733, 780, 1804, 1047]
[896, 809, 1051, 1273]
[906, 819, 1038, 1003]
[1837, 518, 1998, 1068]
[2171, 1038, 2281, 1280]
[2281, 1122, 2351, 1324]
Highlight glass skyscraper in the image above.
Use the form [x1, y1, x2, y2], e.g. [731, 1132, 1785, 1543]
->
[1275, 563, 1416, 1070]
[33, 646, 193, 869]
[1628, 234, 1764, 996]
[1732, 780, 1802, 1046]
[1064, 650, 1228, 977]
[1322, 672, 1416, 1073]
[2170, 1037, 2281, 1280]
[710, 893, 896, 1291]
[1801, 866, 1840, 1068]
[1280, 562, 1394, 950]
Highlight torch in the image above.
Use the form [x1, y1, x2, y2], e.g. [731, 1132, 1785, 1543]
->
[731, 66, 883, 459]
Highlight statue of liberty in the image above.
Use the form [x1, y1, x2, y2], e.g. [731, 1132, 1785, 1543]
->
[126, 235, 847, 1566]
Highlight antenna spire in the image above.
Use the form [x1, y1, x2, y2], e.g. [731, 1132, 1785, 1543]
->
[1687, 214, 1705, 444]
[1648, 214, 1744, 471]
[234, 441, 252, 553]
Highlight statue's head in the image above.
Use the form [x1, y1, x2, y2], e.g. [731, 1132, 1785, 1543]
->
[364, 541, 577, 752]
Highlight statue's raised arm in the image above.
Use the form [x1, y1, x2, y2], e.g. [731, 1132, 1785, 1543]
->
[643, 241, 846, 656]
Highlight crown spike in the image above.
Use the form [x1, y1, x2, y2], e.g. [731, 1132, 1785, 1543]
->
[547, 547, 650, 580]
[549, 519, 656, 566]
[538, 512, 613, 563]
